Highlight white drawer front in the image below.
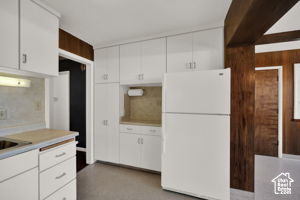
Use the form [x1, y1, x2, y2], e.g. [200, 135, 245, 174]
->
[120, 125, 141, 134]
[40, 142, 76, 171]
[45, 179, 76, 200]
[40, 157, 76, 200]
[141, 126, 161, 136]
[0, 149, 38, 182]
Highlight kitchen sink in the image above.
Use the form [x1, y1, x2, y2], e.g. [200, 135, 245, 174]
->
[0, 138, 31, 151]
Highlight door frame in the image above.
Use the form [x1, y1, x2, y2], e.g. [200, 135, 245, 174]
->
[255, 66, 283, 158]
[46, 49, 95, 164]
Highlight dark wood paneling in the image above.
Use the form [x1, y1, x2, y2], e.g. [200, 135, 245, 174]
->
[59, 29, 94, 61]
[255, 70, 278, 157]
[256, 49, 300, 155]
[256, 30, 300, 45]
[226, 45, 255, 192]
[225, 0, 299, 46]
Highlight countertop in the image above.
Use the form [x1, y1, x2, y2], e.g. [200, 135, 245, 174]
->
[0, 129, 78, 160]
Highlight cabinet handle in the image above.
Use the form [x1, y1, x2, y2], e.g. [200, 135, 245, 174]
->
[55, 152, 66, 158]
[142, 74, 144, 80]
[22, 54, 27, 64]
[137, 138, 140, 144]
[193, 62, 196, 69]
[103, 120, 106, 125]
[62, 198, 67, 200]
[56, 172, 66, 179]
[106, 74, 109, 80]
[126, 127, 133, 131]
[150, 129, 156, 133]
[138, 74, 141, 80]
[141, 138, 144, 144]
[106, 120, 108, 126]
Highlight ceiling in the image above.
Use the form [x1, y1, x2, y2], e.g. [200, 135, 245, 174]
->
[266, 1, 300, 34]
[41, 0, 232, 47]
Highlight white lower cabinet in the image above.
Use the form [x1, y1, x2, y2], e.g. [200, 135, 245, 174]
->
[120, 133, 141, 168]
[45, 179, 76, 200]
[40, 157, 76, 199]
[39, 141, 77, 200]
[140, 135, 161, 171]
[0, 168, 39, 200]
[120, 125, 161, 171]
[0, 150, 39, 200]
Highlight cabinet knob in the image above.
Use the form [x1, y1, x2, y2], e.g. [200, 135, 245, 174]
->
[193, 62, 196, 69]
[22, 54, 27, 64]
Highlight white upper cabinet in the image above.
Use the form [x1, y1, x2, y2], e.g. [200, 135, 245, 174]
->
[141, 38, 166, 83]
[120, 38, 166, 85]
[94, 46, 120, 83]
[0, 0, 18, 69]
[167, 33, 193, 72]
[20, 0, 59, 76]
[167, 28, 224, 72]
[193, 28, 224, 70]
[120, 42, 141, 85]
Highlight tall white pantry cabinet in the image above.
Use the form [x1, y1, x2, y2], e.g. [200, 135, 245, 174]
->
[94, 46, 120, 164]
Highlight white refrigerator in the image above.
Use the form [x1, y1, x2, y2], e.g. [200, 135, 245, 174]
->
[161, 69, 230, 200]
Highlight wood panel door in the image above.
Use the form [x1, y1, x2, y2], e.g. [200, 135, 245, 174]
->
[255, 69, 278, 157]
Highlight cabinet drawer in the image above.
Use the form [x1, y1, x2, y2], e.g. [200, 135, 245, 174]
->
[120, 125, 141, 134]
[45, 179, 76, 200]
[39, 141, 76, 171]
[0, 149, 38, 182]
[40, 157, 76, 199]
[120, 125, 161, 136]
[141, 126, 161, 136]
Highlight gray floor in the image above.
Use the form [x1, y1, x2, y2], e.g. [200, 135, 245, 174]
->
[77, 162, 201, 200]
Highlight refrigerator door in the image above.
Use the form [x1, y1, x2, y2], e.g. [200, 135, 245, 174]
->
[162, 113, 230, 200]
[163, 68, 230, 115]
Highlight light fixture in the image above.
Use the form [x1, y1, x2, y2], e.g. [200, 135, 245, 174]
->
[0, 76, 31, 87]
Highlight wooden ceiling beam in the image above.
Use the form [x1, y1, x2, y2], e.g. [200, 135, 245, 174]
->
[225, 0, 299, 47]
[256, 30, 300, 45]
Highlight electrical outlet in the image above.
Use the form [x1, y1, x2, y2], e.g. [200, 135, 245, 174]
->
[0, 108, 7, 120]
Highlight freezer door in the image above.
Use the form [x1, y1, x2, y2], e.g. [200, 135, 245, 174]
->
[163, 69, 230, 115]
[161, 113, 230, 200]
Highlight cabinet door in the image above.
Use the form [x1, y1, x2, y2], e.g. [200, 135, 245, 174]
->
[141, 38, 166, 83]
[141, 135, 161, 171]
[94, 84, 108, 161]
[167, 33, 193, 73]
[0, 0, 18, 69]
[0, 168, 38, 200]
[106, 83, 120, 163]
[20, 0, 59, 76]
[95, 46, 119, 83]
[120, 42, 141, 84]
[106, 46, 120, 83]
[94, 48, 107, 83]
[193, 28, 224, 70]
[120, 133, 141, 167]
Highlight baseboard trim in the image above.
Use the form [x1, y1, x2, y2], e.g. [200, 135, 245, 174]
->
[230, 188, 254, 200]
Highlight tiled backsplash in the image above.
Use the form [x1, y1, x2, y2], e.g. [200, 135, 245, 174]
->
[0, 75, 45, 129]
[121, 87, 162, 125]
